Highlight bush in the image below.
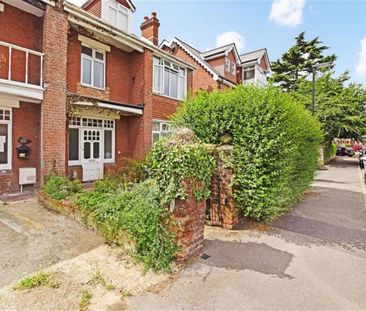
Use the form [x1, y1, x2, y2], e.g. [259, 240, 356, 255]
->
[323, 142, 337, 163]
[174, 86, 322, 220]
[43, 174, 82, 200]
[77, 179, 177, 271]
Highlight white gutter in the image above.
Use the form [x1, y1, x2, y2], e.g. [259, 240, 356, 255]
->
[63, 1, 196, 71]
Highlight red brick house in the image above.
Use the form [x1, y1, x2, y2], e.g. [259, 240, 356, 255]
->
[0, 0, 195, 193]
[160, 38, 271, 90]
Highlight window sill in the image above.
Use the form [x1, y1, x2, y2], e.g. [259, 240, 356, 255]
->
[153, 93, 185, 102]
[80, 83, 106, 92]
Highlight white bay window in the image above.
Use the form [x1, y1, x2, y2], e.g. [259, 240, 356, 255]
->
[153, 57, 187, 100]
[102, 0, 131, 32]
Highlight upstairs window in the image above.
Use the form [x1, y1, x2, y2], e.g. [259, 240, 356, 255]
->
[244, 66, 255, 80]
[225, 57, 230, 72]
[104, 0, 129, 32]
[231, 63, 236, 75]
[153, 57, 187, 100]
[81, 45, 105, 89]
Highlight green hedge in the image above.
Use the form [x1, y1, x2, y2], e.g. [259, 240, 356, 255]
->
[174, 86, 323, 220]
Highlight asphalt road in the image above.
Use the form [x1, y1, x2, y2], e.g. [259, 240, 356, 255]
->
[127, 157, 366, 310]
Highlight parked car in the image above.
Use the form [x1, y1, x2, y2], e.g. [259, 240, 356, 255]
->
[336, 145, 346, 156]
[345, 147, 355, 157]
[359, 148, 366, 168]
[352, 144, 363, 152]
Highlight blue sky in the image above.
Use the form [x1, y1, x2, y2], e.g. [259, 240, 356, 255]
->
[71, 0, 366, 85]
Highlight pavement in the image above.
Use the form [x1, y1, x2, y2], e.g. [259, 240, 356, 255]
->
[0, 197, 104, 287]
[127, 156, 366, 310]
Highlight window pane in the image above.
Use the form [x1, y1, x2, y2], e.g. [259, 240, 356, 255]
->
[244, 69, 255, 80]
[94, 61, 104, 88]
[152, 133, 160, 144]
[164, 68, 170, 96]
[93, 142, 100, 159]
[152, 121, 160, 131]
[118, 11, 128, 30]
[104, 130, 112, 159]
[68, 128, 79, 161]
[82, 58, 92, 85]
[170, 71, 178, 98]
[81, 46, 92, 57]
[95, 52, 104, 61]
[108, 7, 117, 25]
[153, 65, 162, 93]
[0, 124, 8, 165]
[178, 76, 185, 99]
[84, 142, 91, 159]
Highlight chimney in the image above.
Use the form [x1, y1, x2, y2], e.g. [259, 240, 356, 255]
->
[140, 12, 160, 46]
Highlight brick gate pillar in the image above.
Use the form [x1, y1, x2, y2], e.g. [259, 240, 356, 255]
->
[40, 1, 68, 180]
[209, 145, 241, 229]
[172, 180, 206, 262]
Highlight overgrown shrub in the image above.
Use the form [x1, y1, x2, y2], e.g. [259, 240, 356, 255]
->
[323, 142, 337, 163]
[174, 86, 322, 220]
[77, 179, 177, 271]
[43, 174, 82, 200]
[149, 129, 215, 205]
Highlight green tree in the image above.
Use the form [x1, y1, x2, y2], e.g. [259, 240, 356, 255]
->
[294, 72, 366, 142]
[271, 32, 336, 91]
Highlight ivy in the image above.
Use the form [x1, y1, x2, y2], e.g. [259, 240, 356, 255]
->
[149, 131, 215, 205]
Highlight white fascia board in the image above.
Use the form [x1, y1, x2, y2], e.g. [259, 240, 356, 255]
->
[2, 0, 44, 16]
[40, 0, 55, 6]
[170, 38, 219, 80]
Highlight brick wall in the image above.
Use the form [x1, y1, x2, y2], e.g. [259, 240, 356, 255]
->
[0, 102, 41, 193]
[83, 0, 101, 17]
[173, 180, 206, 262]
[206, 51, 238, 84]
[41, 4, 69, 178]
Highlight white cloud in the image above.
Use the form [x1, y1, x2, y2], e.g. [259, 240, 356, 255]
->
[216, 31, 245, 52]
[356, 36, 366, 77]
[269, 0, 306, 27]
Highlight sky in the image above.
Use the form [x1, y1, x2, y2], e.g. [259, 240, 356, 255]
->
[70, 0, 366, 85]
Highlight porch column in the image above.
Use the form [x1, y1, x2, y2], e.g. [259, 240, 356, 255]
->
[40, 2, 68, 180]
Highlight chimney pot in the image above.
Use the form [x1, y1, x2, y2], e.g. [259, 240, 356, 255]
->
[140, 13, 160, 46]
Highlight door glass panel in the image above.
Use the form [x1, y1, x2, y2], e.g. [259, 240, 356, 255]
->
[104, 130, 112, 159]
[68, 128, 79, 161]
[0, 124, 8, 164]
[93, 142, 100, 159]
[84, 142, 91, 159]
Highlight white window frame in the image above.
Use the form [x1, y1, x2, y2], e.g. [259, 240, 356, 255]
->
[243, 65, 256, 80]
[102, 0, 131, 32]
[231, 63, 236, 75]
[152, 120, 171, 144]
[153, 57, 187, 100]
[68, 117, 115, 166]
[0, 107, 12, 170]
[81, 45, 106, 90]
[225, 57, 230, 72]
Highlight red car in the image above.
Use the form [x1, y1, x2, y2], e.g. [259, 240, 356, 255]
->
[352, 144, 363, 152]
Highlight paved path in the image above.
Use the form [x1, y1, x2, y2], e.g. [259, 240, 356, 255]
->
[127, 157, 366, 310]
[0, 198, 104, 287]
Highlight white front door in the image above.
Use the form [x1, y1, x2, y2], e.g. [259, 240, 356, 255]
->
[82, 129, 103, 181]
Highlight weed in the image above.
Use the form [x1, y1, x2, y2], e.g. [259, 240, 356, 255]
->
[120, 288, 133, 300]
[79, 289, 92, 311]
[13, 271, 60, 291]
[90, 264, 115, 290]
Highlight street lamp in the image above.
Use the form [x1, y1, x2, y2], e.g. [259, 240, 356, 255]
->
[312, 62, 332, 116]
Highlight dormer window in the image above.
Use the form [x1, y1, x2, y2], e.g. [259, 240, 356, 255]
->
[102, 0, 131, 32]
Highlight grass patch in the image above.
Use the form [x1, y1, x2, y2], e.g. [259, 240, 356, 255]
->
[13, 271, 60, 291]
[120, 288, 133, 300]
[79, 289, 92, 311]
[90, 264, 115, 290]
